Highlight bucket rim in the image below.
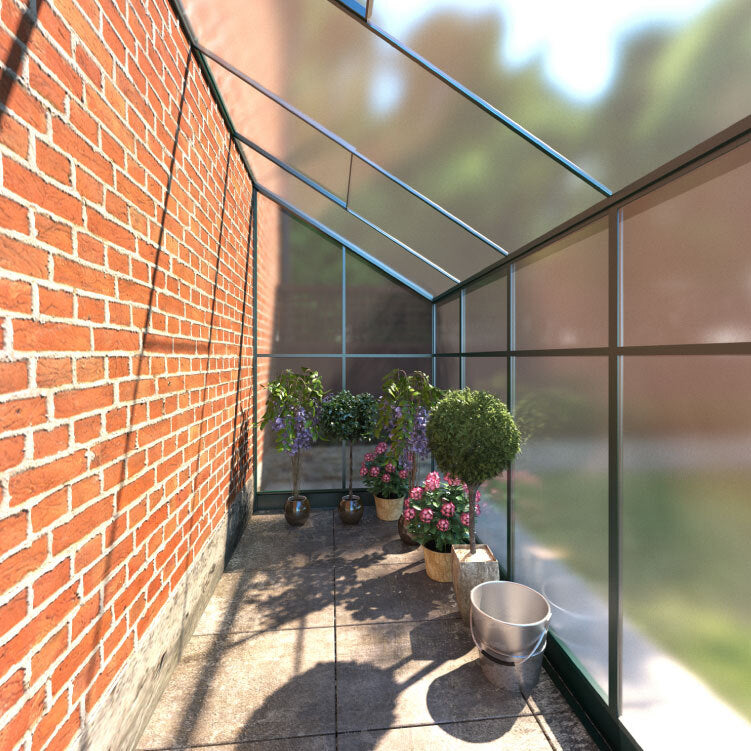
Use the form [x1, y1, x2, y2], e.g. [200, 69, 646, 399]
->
[470, 580, 551, 628]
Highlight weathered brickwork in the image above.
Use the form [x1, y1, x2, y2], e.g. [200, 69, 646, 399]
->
[0, 0, 261, 747]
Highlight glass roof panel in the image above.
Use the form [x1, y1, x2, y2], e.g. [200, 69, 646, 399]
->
[244, 145, 453, 297]
[370, 0, 751, 190]
[184, 0, 604, 256]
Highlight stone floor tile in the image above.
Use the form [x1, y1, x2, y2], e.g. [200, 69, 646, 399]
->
[251, 509, 334, 538]
[151, 735, 337, 751]
[525, 670, 575, 716]
[137, 628, 335, 749]
[335, 620, 531, 733]
[335, 561, 458, 625]
[533, 708, 600, 751]
[338, 716, 554, 750]
[194, 568, 335, 634]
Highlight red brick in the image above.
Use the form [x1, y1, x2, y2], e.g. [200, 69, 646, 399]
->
[0, 537, 47, 597]
[54, 256, 115, 296]
[32, 24, 81, 97]
[0, 686, 45, 751]
[39, 286, 74, 317]
[0, 194, 29, 233]
[31, 488, 69, 533]
[52, 119, 113, 185]
[71, 475, 100, 508]
[0, 669, 24, 717]
[74, 414, 101, 443]
[54, 384, 113, 418]
[3, 158, 82, 224]
[37, 357, 73, 388]
[0, 360, 28, 394]
[87, 208, 134, 251]
[30, 684, 68, 749]
[91, 432, 130, 469]
[2, 75, 47, 132]
[0, 233, 48, 279]
[93, 328, 140, 352]
[35, 138, 71, 184]
[76, 357, 105, 383]
[86, 633, 133, 710]
[0, 395, 47, 431]
[0, 114, 30, 158]
[35, 212, 74, 253]
[45, 706, 80, 750]
[75, 43, 102, 87]
[77, 296, 106, 323]
[33, 424, 69, 459]
[33, 559, 71, 608]
[14, 320, 90, 352]
[0, 511, 27, 553]
[10, 450, 88, 506]
[0, 278, 32, 313]
[52, 496, 112, 554]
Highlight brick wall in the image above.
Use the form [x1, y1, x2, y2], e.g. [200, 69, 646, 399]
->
[0, 0, 258, 748]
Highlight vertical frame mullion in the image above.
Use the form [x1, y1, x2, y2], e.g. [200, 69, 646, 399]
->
[251, 187, 259, 508]
[608, 207, 623, 715]
[341, 245, 347, 491]
[460, 288, 466, 387]
[506, 265, 515, 580]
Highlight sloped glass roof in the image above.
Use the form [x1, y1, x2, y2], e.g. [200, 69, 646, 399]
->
[178, 0, 751, 297]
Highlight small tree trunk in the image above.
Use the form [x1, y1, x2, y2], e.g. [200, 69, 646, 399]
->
[291, 453, 301, 499]
[409, 451, 417, 490]
[348, 441, 354, 499]
[467, 483, 480, 555]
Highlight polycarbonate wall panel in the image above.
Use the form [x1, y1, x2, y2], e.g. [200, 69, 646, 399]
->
[257, 357, 343, 491]
[258, 211, 342, 354]
[622, 140, 751, 345]
[514, 357, 609, 698]
[515, 219, 608, 350]
[435, 293, 460, 353]
[466, 356, 508, 570]
[622, 356, 751, 747]
[245, 146, 452, 296]
[464, 270, 507, 352]
[372, 1, 751, 191]
[346, 253, 432, 354]
[346, 357, 432, 397]
[435, 357, 460, 390]
[187, 0, 603, 258]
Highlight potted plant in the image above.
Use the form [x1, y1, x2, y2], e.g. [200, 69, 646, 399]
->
[319, 390, 377, 524]
[427, 388, 521, 621]
[258, 367, 325, 526]
[404, 471, 470, 582]
[360, 442, 409, 520]
[377, 369, 443, 531]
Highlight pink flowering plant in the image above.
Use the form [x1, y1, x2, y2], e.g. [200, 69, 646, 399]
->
[360, 442, 409, 499]
[404, 471, 475, 553]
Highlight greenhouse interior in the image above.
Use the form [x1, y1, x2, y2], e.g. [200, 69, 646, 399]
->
[0, 0, 749, 749]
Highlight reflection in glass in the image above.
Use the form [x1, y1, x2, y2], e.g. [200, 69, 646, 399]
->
[346, 253, 432, 354]
[435, 357, 460, 390]
[622, 356, 751, 748]
[515, 219, 608, 350]
[257, 357, 343, 491]
[436, 294, 460, 353]
[514, 357, 609, 697]
[623, 140, 751, 346]
[465, 269, 507, 352]
[345, 357, 432, 397]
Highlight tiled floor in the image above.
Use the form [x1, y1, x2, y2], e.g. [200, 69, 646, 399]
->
[137, 509, 600, 750]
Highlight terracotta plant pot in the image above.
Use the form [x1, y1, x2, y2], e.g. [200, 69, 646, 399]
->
[451, 544, 499, 623]
[398, 514, 419, 546]
[339, 494, 363, 525]
[284, 495, 310, 526]
[423, 543, 453, 582]
[374, 494, 403, 521]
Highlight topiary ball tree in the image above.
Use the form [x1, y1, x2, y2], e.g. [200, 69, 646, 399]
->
[427, 388, 521, 554]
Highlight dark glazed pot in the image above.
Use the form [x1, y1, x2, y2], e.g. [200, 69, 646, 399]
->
[285, 495, 310, 526]
[338, 494, 363, 525]
[398, 514, 419, 546]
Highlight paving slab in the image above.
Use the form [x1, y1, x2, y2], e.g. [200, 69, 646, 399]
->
[194, 567, 335, 634]
[534, 708, 600, 750]
[338, 716, 556, 750]
[335, 561, 459, 625]
[137, 629, 336, 749]
[164, 736, 337, 751]
[335, 620, 531, 733]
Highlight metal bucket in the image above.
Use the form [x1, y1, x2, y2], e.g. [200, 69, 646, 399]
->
[470, 581, 551, 694]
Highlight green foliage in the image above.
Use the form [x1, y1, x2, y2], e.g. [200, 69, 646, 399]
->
[515, 387, 602, 441]
[318, 390, 378, 444]
[428, 388, 521, 488]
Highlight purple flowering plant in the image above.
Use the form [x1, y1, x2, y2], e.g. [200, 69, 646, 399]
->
[360, 442, 409, 499]
[404, 471, 477, 553]
[259, 367, 325, 500]
[376, 369, 443, 490]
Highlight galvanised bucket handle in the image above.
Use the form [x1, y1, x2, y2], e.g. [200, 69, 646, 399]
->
[470, 608, 548, 666]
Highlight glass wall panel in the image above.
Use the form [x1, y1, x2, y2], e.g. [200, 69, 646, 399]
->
[345, 357, 432, 397]
[465, 269, 507, 352]
[515, 219, 608, 350]
[257, 357, 343, 491]
[515, 357, 609, 697]
[622, 356, 751, 749]
[188, 0, 603, 256]
[371, 1, 751, 191]
[466, 356, 509, 570]
[622, 140, 751, 345]
[258, 210, 342, 354]
[346, 253, 432, 354]
[436, 293, 460, 353]
[435, 357, 460, 390]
